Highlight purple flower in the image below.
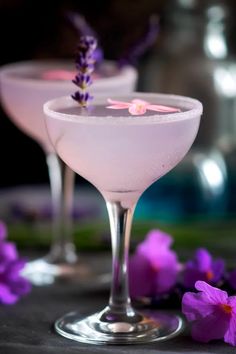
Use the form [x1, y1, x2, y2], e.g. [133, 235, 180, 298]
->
[72, 35, 97, 107]
[71, 91, 93, 107]
[72, 74, 92, 89]
[182, 248, 225, 289]
[66, 11, 104, 65]
[129, 230, 178, 298]
[182, 280, 236, 346]
[0, 221, 31, 305]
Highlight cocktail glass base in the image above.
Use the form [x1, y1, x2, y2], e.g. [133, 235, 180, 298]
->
[21, 256, 101, 286]
[22, 254, 111, 288]
[54, 310, 183, 345]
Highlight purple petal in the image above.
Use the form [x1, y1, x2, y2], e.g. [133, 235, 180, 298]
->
[154, 266, 177, 294]
[224, 296, 236, 345]
[137, 229, 173, 258]
[194, 248, 212, 272]
[0, 284, 18, 305]
[4, 258, 27, 281]
[211, 259, 225, 283]
[195, 281, 228, 304]
[128, 253, 154, 297]
[183, 266, 207, 289]
[224, 315, 236, 346]
[0, 221, 7, 241]
[10, 277, 31, 296]
[0, 242, 18, 263]
[191, 310, 230, 343]
[182, 291, 215, 321]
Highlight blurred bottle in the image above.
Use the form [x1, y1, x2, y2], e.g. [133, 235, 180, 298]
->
[137, 0, 236, 221]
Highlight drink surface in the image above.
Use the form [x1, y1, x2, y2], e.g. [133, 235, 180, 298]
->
[58, 104, 186, 118]
[45, 96, 202, 207]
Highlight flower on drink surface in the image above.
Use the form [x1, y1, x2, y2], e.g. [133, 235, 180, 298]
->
[72, 36, 97, 107]
[0, 220, 31, 305]
[129, 230, 179, 297]
[107, 98, 180, 116]
[182, 248, 225, 289]
[182, 281, 236, 346]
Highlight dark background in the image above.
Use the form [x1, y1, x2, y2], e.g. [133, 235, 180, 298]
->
[0, 0, 164, 187]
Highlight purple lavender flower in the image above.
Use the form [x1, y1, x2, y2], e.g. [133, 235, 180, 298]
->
[182, 248, 225, 289]
[72, 73, 92, 89]
[129, 230, 178, 298]
[72, 35, 97, 107]
[66, 11, 103, 64]
[182, 280, 236, 346]
[0, 221, 31, 305]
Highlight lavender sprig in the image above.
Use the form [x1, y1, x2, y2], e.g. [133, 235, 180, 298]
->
[72, 36, 97, 107]
[118, 15, 159, 67]
[67, 12, 103, 65]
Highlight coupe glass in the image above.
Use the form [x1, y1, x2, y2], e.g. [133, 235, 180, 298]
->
[44, 92, 202, 344]
[0, 60, 137, 285]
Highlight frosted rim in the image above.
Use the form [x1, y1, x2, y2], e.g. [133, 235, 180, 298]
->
[44, 93, 203, 125]
[0, 60, 137, 89]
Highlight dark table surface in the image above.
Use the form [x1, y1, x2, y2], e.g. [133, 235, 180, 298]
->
[0, 253, 235, 354]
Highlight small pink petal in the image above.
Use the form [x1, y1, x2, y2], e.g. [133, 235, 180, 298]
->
[132, 99, 150, 105]
[107, 105, 130, 109]
[147, 104, 181, 113]
[129, 103, 147, 115]
[107, 98, 131, 108]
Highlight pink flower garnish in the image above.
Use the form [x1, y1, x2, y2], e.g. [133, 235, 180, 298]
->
[107, 98, 180, 116]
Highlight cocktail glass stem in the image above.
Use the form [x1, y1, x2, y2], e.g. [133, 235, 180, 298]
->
[46, 152, 77, 264]
[55, 198, 182, 343]
[98, 201, 141, 323]
[97, 201, 141, 324]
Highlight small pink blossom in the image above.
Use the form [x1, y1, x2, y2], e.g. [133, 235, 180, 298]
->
[107, 98, 180, 116]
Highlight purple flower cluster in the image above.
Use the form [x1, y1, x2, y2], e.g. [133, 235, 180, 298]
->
[129, 229, 236, 346]
[72, 36, 97, 107]
[183, 248, 225, 289]
[0, 221, 31, 304]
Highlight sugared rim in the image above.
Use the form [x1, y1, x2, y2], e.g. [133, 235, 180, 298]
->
[44, 93, 203, 125]
[0, 59, 137, 88]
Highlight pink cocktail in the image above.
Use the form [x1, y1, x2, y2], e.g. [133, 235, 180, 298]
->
[44, 92, 202, 344]
[0, 60, 137, 285]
